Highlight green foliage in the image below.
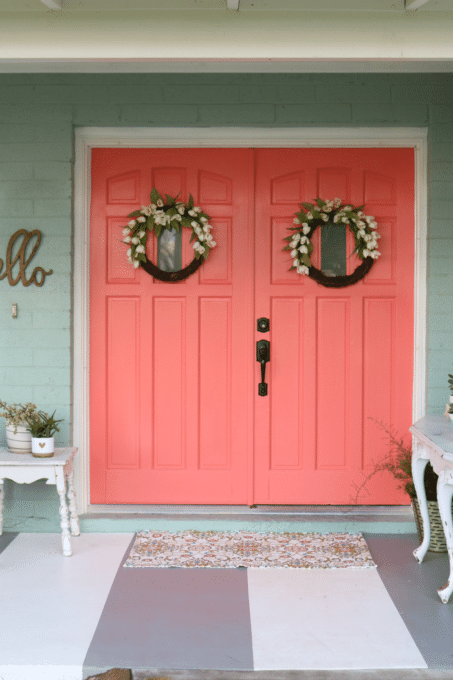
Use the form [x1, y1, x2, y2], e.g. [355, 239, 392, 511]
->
[24, 410, 63, 438]
[448, 373, 453, 395]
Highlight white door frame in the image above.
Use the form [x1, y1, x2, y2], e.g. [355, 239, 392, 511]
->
[74, 126, 428, 514]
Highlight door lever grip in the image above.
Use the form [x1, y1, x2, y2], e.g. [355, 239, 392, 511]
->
[256, 339, 270, 396]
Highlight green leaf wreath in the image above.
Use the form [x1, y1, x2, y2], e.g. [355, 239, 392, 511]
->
[283, 198, 381, 275]
[122, 188, 216, 270]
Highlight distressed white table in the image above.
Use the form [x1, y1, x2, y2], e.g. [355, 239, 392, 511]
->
[410, 415, 453, 604]
[0, 447, 80, 556]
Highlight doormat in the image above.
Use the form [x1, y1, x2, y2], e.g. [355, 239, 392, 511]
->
[123, 531, 376, 569]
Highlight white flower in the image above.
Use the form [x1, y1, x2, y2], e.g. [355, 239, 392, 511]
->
[208, 240, 216, 248]
[333, 214, 341, 223]
[363, 249, 370, 257]
[306, 212, 313, 220]
[343, 218, 350, 224]
[300, 236, 309, 244]
[188, 210, 196, 217]
[123, 236, 131, 244]
[343, 205, 352, 212]
[290, 241, 298, 249]
[357, 211, 365, 218]
[194, 207, 202, 213]
[141, 205, 152, 216]
[322, 205, 332, 212]
[358, 229, 366, 238]
[292, 232, 301, 241]
[139, 231, 145, 238]
[297, 264, 309, 275]
[357, 220, 366, 228]
[193, 241, 201, 249]
[365, 215, 375, 223]
[369, 221, 378, 229]
[128, 220, 136, 228]
[293, 258, 300, 267]
[198, 233, 205, 241]
[302, 224, 311, 235]
[203, 225, 210, 233]
[156, 199, 164, 207]
[122, 227, 131, 236]
[191, 221, 198, 228]
[372, 250, 381, 258]
[293, 217, 300, 225]
[299, 245, 308, 253]
[126, 248, 132, 257]
[364, 234, 372, 242]
[131, 237, 139, 245]
[372, 230, 381, 239]
[137, 216, 146, 223]
[133, 260, 140, 268]
[205, 233, 213, 242]
[177, 205, 185, 215]
[195, 225, 202, 234]
[291, 249, 299, 258]
[320, 213, 329, 222]
[135, 245, 145, 254]
[200, 216, 208, 223]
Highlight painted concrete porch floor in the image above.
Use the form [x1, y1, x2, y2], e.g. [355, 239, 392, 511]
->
[1, 529, 453, 680]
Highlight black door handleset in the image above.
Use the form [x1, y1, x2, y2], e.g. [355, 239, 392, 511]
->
[256, 339, 270, 396]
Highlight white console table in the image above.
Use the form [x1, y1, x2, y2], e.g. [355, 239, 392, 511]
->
[410, 415, 453, 604]
[0, 447, 80, 556]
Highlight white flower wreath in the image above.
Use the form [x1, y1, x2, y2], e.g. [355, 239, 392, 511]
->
[122, 188, 216, 270]
[283, 197, 381, 275]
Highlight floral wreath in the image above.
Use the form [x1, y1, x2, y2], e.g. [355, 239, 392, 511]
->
[122, 188, 216, 282]
[283, 198, 381, 288]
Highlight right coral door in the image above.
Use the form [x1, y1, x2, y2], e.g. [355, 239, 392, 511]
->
[254, 148, 415, 504]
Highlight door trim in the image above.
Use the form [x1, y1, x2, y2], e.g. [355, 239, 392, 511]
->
[74, 126, 428, 514]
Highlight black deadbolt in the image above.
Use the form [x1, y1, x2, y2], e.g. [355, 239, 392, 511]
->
[257, 317, 270, 333]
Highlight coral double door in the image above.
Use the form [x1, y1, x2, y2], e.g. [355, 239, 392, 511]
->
[90, 146, 414, 505]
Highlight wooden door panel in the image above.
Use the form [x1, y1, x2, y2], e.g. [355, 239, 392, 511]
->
[90, 148, 254, 504]
[255, 148, 414, 505]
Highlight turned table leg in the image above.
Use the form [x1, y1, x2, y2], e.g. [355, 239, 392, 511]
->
[56, 468, 72, 556]
[66, 469, 80, 537]
[412, 444, 430, 564]
[436, 470, 453, 604]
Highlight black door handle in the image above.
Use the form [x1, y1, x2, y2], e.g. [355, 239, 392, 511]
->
[256, 339, 270, 396]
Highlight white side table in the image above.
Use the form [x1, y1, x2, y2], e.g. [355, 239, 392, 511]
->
[0, 447, 80, 556]
[410, 415, 453, 604]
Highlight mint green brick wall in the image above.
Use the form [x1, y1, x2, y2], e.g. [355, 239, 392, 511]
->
[0, 72, 452, 530]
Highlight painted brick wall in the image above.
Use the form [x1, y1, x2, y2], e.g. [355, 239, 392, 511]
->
[0, 72, 452, 530]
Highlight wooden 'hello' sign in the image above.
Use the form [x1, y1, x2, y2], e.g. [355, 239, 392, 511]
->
[0, 229, 53, 287]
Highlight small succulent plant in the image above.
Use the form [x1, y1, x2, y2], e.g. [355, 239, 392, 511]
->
[24, 410, 63, 438]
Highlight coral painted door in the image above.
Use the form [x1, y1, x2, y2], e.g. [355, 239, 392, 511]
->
[90, 148, 254, 503]
[254, 148, 414, 504]
[90, 146, 414, 505]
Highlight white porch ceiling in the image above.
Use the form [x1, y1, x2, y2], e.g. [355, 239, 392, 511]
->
[1, 0, 451, 10]
[0, 0, 452, 72]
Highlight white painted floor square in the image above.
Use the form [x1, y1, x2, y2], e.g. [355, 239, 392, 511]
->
[0, 533, 134, 679]
[247, 567, 428, 670]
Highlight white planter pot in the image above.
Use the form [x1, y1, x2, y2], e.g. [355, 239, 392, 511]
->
[6, 424, 32, 453]
[31, 436, 54, 458]
[450, 395, 453, 404]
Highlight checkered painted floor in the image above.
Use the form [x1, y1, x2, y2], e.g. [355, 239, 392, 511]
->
[0, 531, 452, 680]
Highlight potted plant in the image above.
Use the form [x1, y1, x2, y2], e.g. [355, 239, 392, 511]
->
[351, 420, 446, 552]
[24, 410, 63, 458]
[448, 373, 453, 403]
[0, 400, 39, 453]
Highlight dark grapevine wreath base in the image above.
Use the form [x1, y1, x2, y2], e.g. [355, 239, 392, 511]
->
[140, 256, 202, 282]
[308, 255, 374, 288]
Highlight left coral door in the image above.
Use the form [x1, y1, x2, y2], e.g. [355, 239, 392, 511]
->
[90, 148, 254, 504]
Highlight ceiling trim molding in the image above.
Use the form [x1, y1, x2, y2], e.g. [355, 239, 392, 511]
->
[1, 59, 453, 73]
[39, 0, 63, 8]
[405, 0, 432, 9]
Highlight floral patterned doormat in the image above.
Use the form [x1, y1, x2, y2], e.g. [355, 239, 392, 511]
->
[123, 531, 376, 569]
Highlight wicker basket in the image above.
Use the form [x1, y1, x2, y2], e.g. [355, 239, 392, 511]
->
[411, 497, 447, 553]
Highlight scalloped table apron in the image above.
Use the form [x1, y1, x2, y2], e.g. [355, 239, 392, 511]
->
[89, 147, 415, 505]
